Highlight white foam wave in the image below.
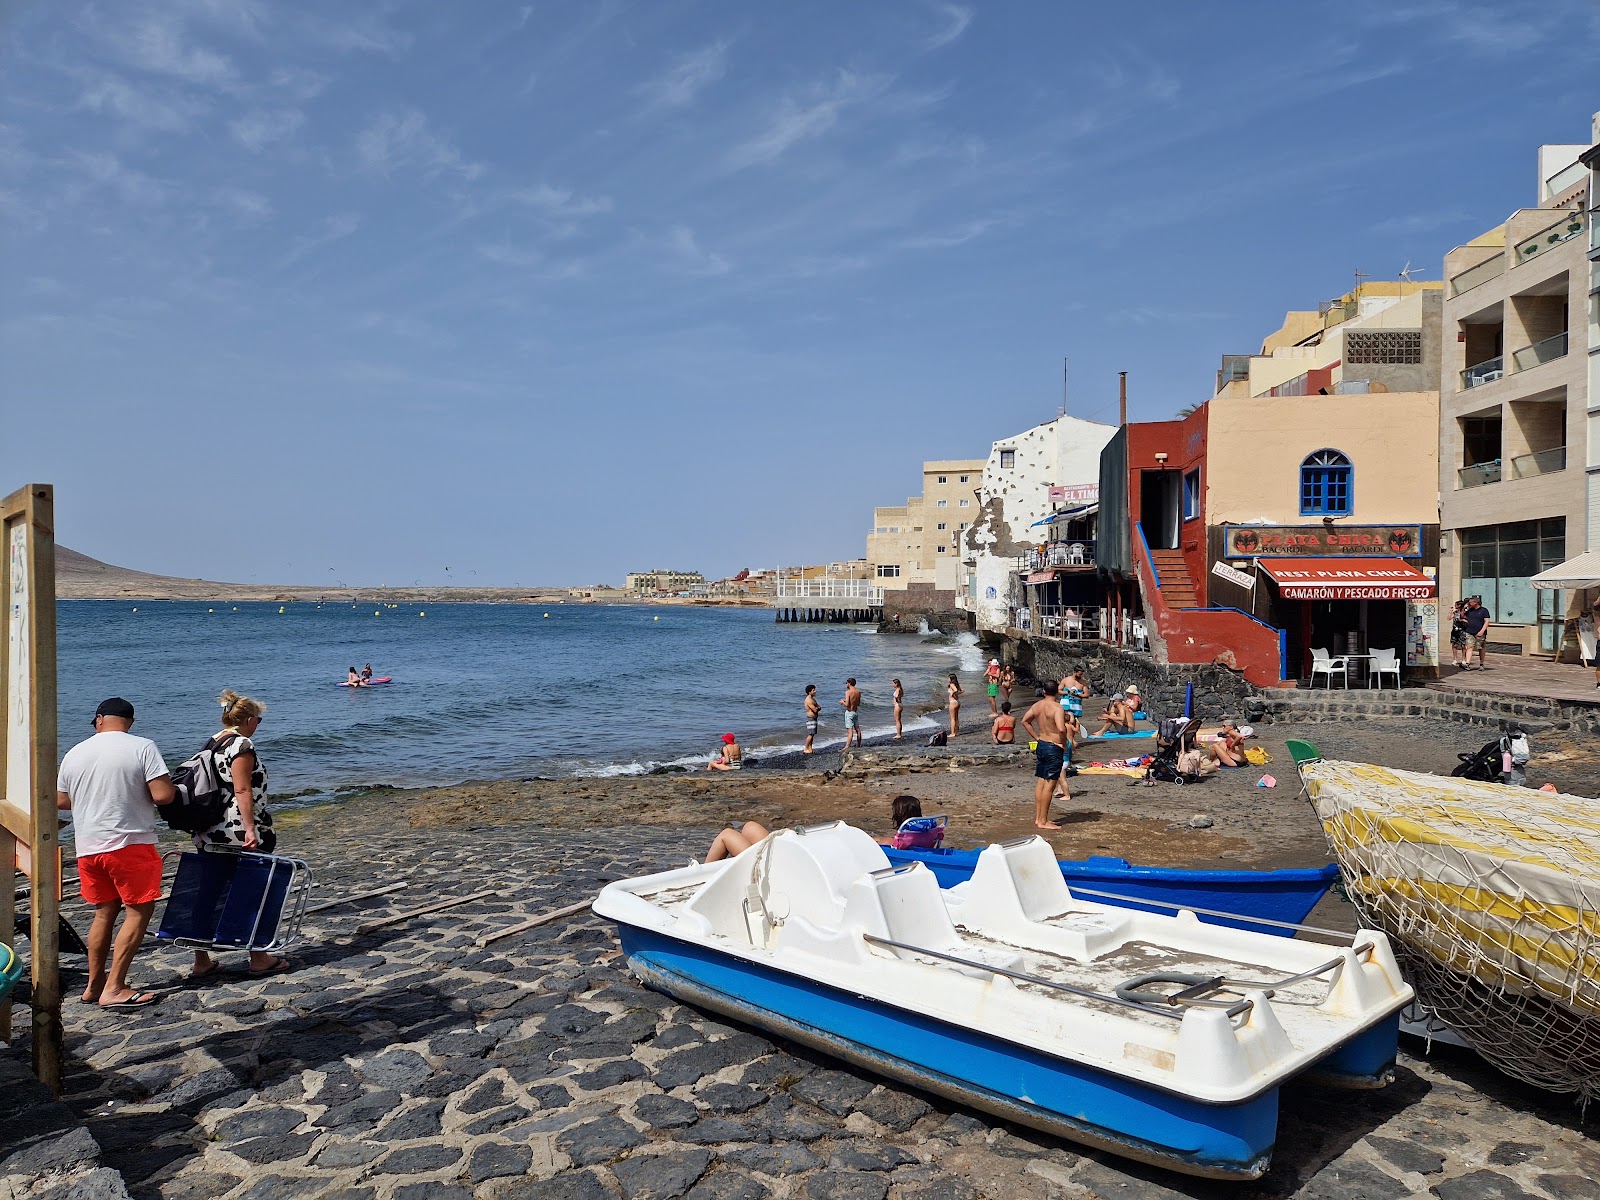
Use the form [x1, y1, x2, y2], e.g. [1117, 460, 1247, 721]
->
[924, 630, 987, 674]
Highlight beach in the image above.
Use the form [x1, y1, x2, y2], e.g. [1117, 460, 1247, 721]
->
[8, 697, 1600, 1200]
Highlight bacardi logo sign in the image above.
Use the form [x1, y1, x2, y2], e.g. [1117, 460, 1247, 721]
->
[1223, 525, 1423, 557]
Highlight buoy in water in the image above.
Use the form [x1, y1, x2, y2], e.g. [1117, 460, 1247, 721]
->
[544, 613, 549, 618]
[653, 615, 660, 621]
[276, 607, 283, 614]
[420, 612, 426, 617]
[208, 608, 214, 613]
[374, 610, 380, 616]
[132, 607, 137, 613]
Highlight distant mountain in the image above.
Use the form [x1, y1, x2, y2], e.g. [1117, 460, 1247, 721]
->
[53, 545, 605, 603]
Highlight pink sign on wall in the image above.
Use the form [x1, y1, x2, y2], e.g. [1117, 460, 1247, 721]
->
[1047, 484, 1098, 506]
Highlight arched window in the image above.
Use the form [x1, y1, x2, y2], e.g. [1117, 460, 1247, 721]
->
[1300, 449, 1352, 516]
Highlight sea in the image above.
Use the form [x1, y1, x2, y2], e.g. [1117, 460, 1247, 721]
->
[57, 601, 986, 803]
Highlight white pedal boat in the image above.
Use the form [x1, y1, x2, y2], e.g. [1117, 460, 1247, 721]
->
[592, 822, 1412, 1179]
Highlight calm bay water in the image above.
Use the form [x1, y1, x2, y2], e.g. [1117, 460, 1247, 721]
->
[57, 601, 983, 800]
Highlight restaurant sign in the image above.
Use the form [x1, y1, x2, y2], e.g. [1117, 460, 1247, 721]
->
[1222, 524, 1423, 558]
[1047, 484, 1098, 506]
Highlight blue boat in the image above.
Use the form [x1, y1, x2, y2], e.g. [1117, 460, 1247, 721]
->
[595, 824, 1411, 1179]
[882, 846, 1340, 935]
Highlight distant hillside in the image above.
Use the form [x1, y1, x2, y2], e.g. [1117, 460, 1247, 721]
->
[54, 546, 605, 603]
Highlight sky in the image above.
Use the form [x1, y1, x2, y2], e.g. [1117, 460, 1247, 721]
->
[2, 2, 1596, 587]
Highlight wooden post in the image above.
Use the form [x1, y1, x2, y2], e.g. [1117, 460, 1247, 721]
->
[1, 484, 61, 1094]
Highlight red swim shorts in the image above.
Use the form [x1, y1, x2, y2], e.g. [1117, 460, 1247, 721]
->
[77, 843, 163, 906]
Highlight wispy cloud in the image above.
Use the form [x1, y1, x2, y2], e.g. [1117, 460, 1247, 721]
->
[296, 12, 414, 57]
[214, 186, 272, 224]
[355, 109, 483, 181]
[511, 184, 613, 220]
[638, 40, 729, 110]
[117, 12, 238, 86]
[1372, 209, 1468, 236]
[925, 4, 974, 50]
[665, 225, 730, 275]
[229, 106, 303, 152]
[474, 242, 588, 279]
[891, 134, 984, 168]
[65, 152, 168, 206]
[77, 71, 203, 132]
[727, 69, 891, 169]
[283, 211, 361, 265]
[896, 215, 1008, 251]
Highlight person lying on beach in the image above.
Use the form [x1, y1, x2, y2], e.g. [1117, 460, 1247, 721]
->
[346, 667, 366, 687]
[1208, 720, 1248, 768]
[704, 820, 770, 861]
[874, 794, 925, 845]
[1091, 693, 1135, 736]
[992, 702, 1016, 745]
[707, 732, 743, 771]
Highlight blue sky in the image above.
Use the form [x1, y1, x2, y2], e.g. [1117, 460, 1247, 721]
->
[2, 2, 1596, 586]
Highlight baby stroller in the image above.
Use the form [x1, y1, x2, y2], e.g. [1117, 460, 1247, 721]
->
[1450, 737, 1505, 784]
[1145, 716, 1202, 785]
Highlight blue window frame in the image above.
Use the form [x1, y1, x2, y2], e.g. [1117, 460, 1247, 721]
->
[1300, 449, 1352, 516]
[1182, 468, 1200, 521]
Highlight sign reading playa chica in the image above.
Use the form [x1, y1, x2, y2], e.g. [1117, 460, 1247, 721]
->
[1222, 525, 1423, 558]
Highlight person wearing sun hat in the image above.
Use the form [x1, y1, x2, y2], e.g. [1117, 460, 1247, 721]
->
[985, 659, 1002, 715]
[56, 698, 176, 1009]
[1125, 682, 1143, 717]
[707, 732, 744, 771]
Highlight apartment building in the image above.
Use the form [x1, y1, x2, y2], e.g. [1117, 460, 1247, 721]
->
[1586, 117, 1600, 553]
[1439, 133, 1593, 655]
[624, 569, 705, 593]
[865, 459, 986, 590]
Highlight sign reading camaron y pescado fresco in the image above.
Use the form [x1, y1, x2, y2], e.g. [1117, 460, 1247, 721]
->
[1222, 525, 1424, 558]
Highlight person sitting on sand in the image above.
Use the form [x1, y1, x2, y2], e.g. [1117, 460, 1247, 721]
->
[992, 702, 1016, 745]
[704, 820, 770, 861]
[1208, 720, 1248, 768]
[707, 732, 743, 771]
[1091, 693, 1135, 736]
[873, 794, 924, 845]
[346, 667, 365, 688]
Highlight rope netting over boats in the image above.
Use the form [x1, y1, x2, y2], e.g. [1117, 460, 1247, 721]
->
[1302, 759, 1600, 1099]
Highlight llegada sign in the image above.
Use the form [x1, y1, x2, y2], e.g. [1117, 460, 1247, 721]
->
[1222, 525, 1423, 558]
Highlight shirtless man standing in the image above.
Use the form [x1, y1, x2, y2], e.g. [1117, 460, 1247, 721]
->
[1021, 682, 1069, 830]
[803, 684, 821, 754]
[840, 678, 863, 750]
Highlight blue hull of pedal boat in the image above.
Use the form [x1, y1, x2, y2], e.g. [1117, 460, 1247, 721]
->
[882, 848, 1339, 936]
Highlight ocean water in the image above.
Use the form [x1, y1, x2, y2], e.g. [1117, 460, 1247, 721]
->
[56, 601, 986, 800]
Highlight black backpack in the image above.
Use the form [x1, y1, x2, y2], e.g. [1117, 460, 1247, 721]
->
[162, 733, 239, 833]
[926, 730, 949, 747]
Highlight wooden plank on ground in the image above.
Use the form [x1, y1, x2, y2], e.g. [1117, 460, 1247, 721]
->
[476, 900, 592, 947]
[305, 882, 407, 915]
[354, 888, 498, 935]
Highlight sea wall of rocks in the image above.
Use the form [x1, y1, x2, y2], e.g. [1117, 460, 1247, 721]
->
[996, 636, 1254, 720]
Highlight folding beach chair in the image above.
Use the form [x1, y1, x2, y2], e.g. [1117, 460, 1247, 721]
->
[890, 814, 948, 850]
[155, 847, 312, 955]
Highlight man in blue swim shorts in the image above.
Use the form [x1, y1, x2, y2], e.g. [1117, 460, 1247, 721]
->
[840, 678, 863, 750]
[1021, 681, 1069, 830]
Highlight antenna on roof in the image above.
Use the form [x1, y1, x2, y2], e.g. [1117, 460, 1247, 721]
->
[1398, 261, 1417, 281]
[1060, 356, 1068, 418]
[1353, 268, 1370, 293]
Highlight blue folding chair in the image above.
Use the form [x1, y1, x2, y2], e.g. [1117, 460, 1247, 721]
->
[156, 848, 311, 954]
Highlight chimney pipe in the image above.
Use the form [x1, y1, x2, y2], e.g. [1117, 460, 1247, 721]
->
[1118, 372, 1127, 427]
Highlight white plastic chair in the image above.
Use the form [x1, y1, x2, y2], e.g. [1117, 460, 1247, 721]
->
[1310, 648, 1348, 689]
[1369, 648, 1401, 690]
[1068, 543, 1087, 564]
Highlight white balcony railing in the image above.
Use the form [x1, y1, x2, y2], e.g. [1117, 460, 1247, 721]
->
[1511, 330, 1568, 373]
[1461, 356, 1505, 389]
[774, 573, 884, 601]
[1449, 252, 1505, 297]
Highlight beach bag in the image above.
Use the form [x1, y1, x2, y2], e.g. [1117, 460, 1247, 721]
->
[1504, 733, 1530, 767]
[926, 730, 948, 747]
[1176, 748, 1203, 775]
[1158, 718, 1187, 744]
[1244, 746, 1272, 766]
[162, 734, 237, 834]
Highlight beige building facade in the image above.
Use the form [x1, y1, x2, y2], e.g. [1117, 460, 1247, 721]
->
[625, 569, 705, 593]
[865, 459, 986, 590]
[1439, 133, 1592, 654]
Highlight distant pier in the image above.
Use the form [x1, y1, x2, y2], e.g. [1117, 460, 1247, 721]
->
[768, 570, 884, 624]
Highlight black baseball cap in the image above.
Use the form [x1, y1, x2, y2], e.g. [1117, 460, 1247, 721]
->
[93, 697, 135, 726]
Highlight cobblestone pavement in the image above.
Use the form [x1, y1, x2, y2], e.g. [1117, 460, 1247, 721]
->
[5, 821, 1599, 1200]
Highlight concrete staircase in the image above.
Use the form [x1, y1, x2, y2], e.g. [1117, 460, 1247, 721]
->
[1148, 549, 1199, 608]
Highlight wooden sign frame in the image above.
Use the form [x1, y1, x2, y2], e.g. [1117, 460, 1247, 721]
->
[1, 483, 61, 1094]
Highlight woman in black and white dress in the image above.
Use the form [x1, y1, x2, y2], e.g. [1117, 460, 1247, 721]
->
[190, 689, 289, 979]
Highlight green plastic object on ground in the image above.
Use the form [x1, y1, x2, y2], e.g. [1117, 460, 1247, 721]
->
[1286, 739, 1322, 767]
[0, 941, 21, 1001]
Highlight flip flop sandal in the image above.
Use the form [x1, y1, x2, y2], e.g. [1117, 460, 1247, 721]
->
[248, 957, 292, 978]
[100, 993, 159, 1010]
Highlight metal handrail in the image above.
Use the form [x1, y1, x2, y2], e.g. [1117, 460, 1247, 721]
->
[1514, 211, 1585, 263]
[1460, 356, 1504, 389]
[1511, 330, 1569, 372]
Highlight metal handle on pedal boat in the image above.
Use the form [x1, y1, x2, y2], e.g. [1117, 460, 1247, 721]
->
[1066, 885, 1358, 943]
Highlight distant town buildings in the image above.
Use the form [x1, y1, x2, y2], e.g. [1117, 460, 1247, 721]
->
[625, 569, 706, 594]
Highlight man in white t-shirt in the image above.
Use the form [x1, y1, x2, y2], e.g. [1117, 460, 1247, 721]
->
[56, 697, 175, 1009]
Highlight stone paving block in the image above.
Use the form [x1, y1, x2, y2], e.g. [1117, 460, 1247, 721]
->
[572, 1060, 649, 1090]
[1432, 1172, 1541, 1200]
[635, 1093, 700, 1130]
[469, 1140, 534, 1183]
[825, 1143, 917, 1172]
[212, 1105, 309, 1143]
[1538, 1175, 1600, 1200]
[928, 1113, 986, 1143]
[462, 1104, 533, 1135]
[236, 1174, 339, 1200]
[1295, 1159, 1414, 1200]
[850, 1088, 931, 1133]
[543, 1005, 610, 1037]
[483, 1169, 615, 1200]
[1367, 1134, 1446, 1176]
[510, 1100, 621, 1136]
[898, 1180, 978, 1200]
[557, 1113, 649, 1165]
[695, 1084, 765, 1115]
[311, 1139, 386, 1167]
[676, 1117, 769, 1146]
[375, 1143, 464, 1174]
[376, 1099, 448, 1141]
[654, 1036, 772, 1090]
[0, 1122, 99, 1175]
[32, 1165, 132, 1199]
[558, 1039, 636, 1064]
[652, 1026, 704, 1051]
[460, 1077, 509, 1114]
[603, 1010, 663, 1045]
[225, 1133, 321, 1166]
[738, 1054, 817, 1087]
[610, 1148, 715, 1200]
[393, 1184, 473, 1200]
[684, 1173, 769, 1200]
[158, 1171, 246, 1199]
[317, 1189, 376, 1200]
[802, 1171, 889, 1200]
[1487, 1142, 1542, 1167]
[788, 1072, 873, 1119]
[721, 1142, 822, 1176]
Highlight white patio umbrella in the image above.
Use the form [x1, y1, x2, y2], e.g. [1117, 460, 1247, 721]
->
[1530, 551, 1600, 590]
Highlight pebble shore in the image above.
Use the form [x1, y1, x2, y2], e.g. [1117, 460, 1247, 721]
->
[5, 718, 1599, 1200]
